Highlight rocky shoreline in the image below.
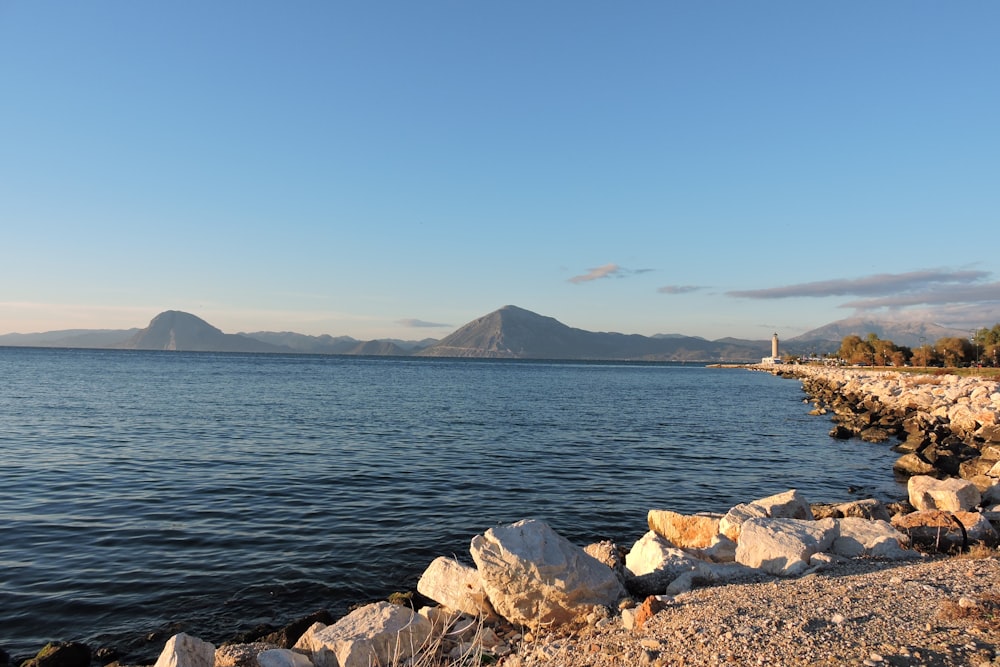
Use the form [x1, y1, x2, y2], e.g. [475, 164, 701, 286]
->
[7, 366, 1000, 667]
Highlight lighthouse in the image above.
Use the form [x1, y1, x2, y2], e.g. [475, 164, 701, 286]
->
[762, 332, 782, 364]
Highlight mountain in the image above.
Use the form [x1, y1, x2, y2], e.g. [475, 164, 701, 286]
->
[791, 316, 970, 349]
[416, 305, 767, 361]
[346, 340, 409, 355]
[9, 307, 972, 361]
[244, 331, 438, 355]
[0, 328, 139, 348]
[245, 331, 363, 354]
[121, 311, 288, 353]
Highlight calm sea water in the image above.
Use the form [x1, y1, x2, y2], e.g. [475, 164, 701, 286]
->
[0, 348, 903, 660]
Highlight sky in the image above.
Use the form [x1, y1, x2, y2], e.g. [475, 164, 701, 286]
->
[2, 2, 999, 341]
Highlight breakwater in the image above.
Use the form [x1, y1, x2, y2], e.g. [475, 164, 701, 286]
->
[765, 365, 1000, 484]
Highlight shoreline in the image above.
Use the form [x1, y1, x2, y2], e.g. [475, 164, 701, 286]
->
[7, 365, 1000, 667]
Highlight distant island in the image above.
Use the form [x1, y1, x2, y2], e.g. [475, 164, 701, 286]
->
[0, 306, 969, 362]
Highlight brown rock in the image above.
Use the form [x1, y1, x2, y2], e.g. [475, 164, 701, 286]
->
[632, 596, 668, 632]
[891, 510, 998, 553]
[647, 510, 720, 549]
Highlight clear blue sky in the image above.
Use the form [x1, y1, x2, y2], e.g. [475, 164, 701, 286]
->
[2, 2, 998, 341]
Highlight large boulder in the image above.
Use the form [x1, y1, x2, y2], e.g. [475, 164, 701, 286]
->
[893, 453, 937, 476]
[306, 602, 432, 667]
[417, 556, 496, 619]
[153, 634, 215, 667]
[647, 510, 720, 549]
[908, 475, 982, 512]
[720, 490, 812, 542]
[891, 510, 998, 553]
[830, 518, 914, 559]
[469, 519, 625, 629]
[735, 518, 837, 576]
[719, 503, 769, 542]
[623, 531, 707, 596]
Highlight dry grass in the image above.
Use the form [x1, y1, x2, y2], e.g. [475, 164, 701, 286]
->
[954, 543, 1000, 560]
[937, 593, 1000, 631]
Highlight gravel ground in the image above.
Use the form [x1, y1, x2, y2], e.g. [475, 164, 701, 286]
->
[502, 555, 1000, 667]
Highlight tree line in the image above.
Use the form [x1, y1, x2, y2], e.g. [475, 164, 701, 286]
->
[833, 324, 1000, 367]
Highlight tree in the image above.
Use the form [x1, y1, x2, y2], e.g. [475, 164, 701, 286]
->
[911, 344, 935, 367]
[837, 334, 874, 365]
[935, 337, 973, 367]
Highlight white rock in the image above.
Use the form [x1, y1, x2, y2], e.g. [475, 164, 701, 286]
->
[310, 601, 432, 667]
[831, 518, 914, 559]
[719, 503, 769, 542]
[292, 622, 328, 654]
[470, 519, 625, 629]
[256, 650, 314, 667]
[720, 490, 812, 542]
[693, 534, 738, 563]
[624, 531, 706, 596]
[417, 556, 495, 618]
[153, 633, 215, 667]
[735, 518, 837, 576]
[752, 489, 813, 519]
[625, 531, 699, 576]
[908, 475, 982, 512]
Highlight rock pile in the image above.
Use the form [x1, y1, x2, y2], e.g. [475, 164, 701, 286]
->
[773, 366, 1000, 487]
[99, 475, 994, 667]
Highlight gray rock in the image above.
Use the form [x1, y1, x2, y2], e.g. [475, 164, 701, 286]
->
[309, 602, 432, 667]
[470, 519, 625, 629]
[153, 634, 215, 667]
[908, 475, 982, 512]
[735, 518, 838, 576]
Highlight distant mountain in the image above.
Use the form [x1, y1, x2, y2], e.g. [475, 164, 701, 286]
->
[244, 331, 437, 355]
[11, 307, 970, 361]
[416, 305, 767, 361]
[791, 316, 970, 349]
[0, 328, 139, 348]
[121, 311, 287, 353]
[245, 331, 363, 354]
[346, 340, 409, 355]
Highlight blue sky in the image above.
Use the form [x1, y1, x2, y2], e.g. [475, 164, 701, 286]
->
[2, 2, 998, 341]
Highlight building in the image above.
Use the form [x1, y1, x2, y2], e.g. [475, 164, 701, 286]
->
[761, 332, 783, 364]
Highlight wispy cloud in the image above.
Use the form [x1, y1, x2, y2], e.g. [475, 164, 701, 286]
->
[396, 318, 452, 328]
[569, 263, 653, 284]
[727, 269, 990, 300]
[658, 285, 705, 295]
[842, 282, 1000, 309]
[724, 268, 1000, 328]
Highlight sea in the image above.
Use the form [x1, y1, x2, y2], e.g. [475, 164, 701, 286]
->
[0, 347, 905, 661]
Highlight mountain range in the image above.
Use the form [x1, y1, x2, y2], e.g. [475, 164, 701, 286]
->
[0, 306, 971, 362]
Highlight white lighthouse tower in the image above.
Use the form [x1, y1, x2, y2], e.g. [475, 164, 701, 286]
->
[762, 332, 782, 365]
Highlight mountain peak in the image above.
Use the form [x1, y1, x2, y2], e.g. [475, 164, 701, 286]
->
[122, 310, 281, 353]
